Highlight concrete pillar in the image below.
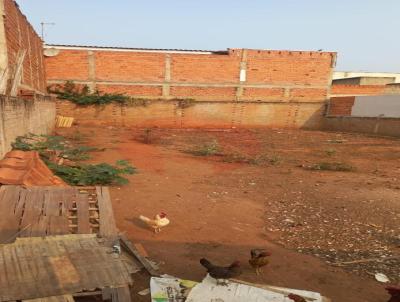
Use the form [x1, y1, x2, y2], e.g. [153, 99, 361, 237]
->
[88, 51, 96, 92]
[163, 54, 171, 98]
[0, 0, 9, 94]
[236, 49, 248, 101]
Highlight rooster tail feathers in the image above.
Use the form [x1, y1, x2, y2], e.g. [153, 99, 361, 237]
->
[139, 215, 151, 222]
[200, 258, 212, 270]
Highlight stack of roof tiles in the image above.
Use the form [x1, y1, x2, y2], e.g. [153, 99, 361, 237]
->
[0, 150, 66, 186]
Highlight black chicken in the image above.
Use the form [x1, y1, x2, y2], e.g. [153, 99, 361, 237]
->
[386, 286, 400, 302]
[200, 258, 241, 285]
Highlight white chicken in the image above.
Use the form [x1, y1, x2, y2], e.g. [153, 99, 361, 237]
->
[139, 212, 170, 233]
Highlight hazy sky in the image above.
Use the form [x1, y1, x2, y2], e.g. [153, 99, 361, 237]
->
[17, 0, 400, 72]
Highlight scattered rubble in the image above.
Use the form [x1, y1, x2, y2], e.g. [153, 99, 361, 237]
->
[264, 193, 400, 282]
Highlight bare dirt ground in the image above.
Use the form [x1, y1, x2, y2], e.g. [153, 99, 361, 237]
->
[59, 126, 400, 302]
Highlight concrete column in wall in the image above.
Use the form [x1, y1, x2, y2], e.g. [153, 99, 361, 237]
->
[284, 88, 290, 99]
[236, 49, 248, 101]
[163, 54, 171, 98]
[325, 53, 337, 115]
[0, 0, 8, 94]
[88, 51, 96, 92]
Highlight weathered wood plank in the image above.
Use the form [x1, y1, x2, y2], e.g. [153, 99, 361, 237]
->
[48, 216, 69, 235]
[0, 186, 21, 243]
[119, 235, 159, 276]
[113, 285, 132, 302]
[96, 187, 118, 237]
[76, 192, 90, 234]
[20, 189, 44, 237]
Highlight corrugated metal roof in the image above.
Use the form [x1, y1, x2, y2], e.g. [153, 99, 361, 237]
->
[45, 44, 229, 54]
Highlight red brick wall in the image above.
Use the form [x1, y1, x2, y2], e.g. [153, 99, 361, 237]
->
[95, 51, 165, 82]
[242, 87, 284, 99]
[290, 88, 328, 101]
[171, 52, 241, 83]
[96, 84, 162, 97]
[246, 50, 333, 86]
[170, 86, 236, 98]
[45, 47, 336, 102]
[330, 85, 386, 96]
[3, 0, 46, 94]
[45, 50, 88, 81]
[328, 97, 355, 116]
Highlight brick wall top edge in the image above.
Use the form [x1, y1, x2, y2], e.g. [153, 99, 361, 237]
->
[230, 48, 336, 56]
[7, 0, 42, 42]
[44, 45, 336, 56]
[332, 84, 386, 88]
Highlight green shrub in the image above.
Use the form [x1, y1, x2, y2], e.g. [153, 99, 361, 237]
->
[325, 149, 337, 156]
[48, 81, 130, 105]
[186, 140, 220, 156]
[47, 160, 136, 186]
[12, 134, 99, 161]
[308, 162, 354, 172]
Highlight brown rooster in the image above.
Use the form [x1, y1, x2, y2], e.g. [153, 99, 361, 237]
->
[249, 249, 271, 275]
[288, 293, 307, 302]
[200, 258, 241, 285]
[386, 286, 400, 302]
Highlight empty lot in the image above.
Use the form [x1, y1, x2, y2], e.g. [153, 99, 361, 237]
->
[58, 126, 400, 302]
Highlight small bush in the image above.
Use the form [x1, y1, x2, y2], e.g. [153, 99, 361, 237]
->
[61, 146, 100, 161]
[187, 140, 220, 156]
[222, 152, 282, 166]
[48, 81, 130, 105]
[308, 162, 354, 172]
[125, 98, 149, 107]
[47, 160, 136, 186]
[176, 98, 196, 109]
[325, 149, 336, 156]
[12, 134, 99, 161]
[223, 152, 250, 163]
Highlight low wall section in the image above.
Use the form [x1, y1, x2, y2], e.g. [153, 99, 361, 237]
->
[322, 116, 400, 137]
[56, 100, 324, 129]
[0, 96, 56, 157]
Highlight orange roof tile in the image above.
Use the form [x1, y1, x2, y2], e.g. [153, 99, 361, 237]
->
[0, 151, 66, 186]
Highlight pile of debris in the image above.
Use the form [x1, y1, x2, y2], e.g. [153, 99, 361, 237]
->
[265, 194, 400, 283]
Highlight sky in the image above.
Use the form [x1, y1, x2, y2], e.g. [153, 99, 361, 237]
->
[17, 0, 400, 72]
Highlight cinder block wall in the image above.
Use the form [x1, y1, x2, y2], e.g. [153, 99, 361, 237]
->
[0, 96, 55, 157]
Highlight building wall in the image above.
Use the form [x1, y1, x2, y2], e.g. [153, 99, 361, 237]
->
[0, 96, 56, 157]
[2, 0, 46, 94]
[45, 46, 336, 102]
[351, 95, 400, 118]
[333, 71, 400, 83]
[322, 116, 400, 138]
[56, 100, 324, 129]
[330, 85, 387, 96]
[328, 97, 356, 116]
[332, 77, 396, 86]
